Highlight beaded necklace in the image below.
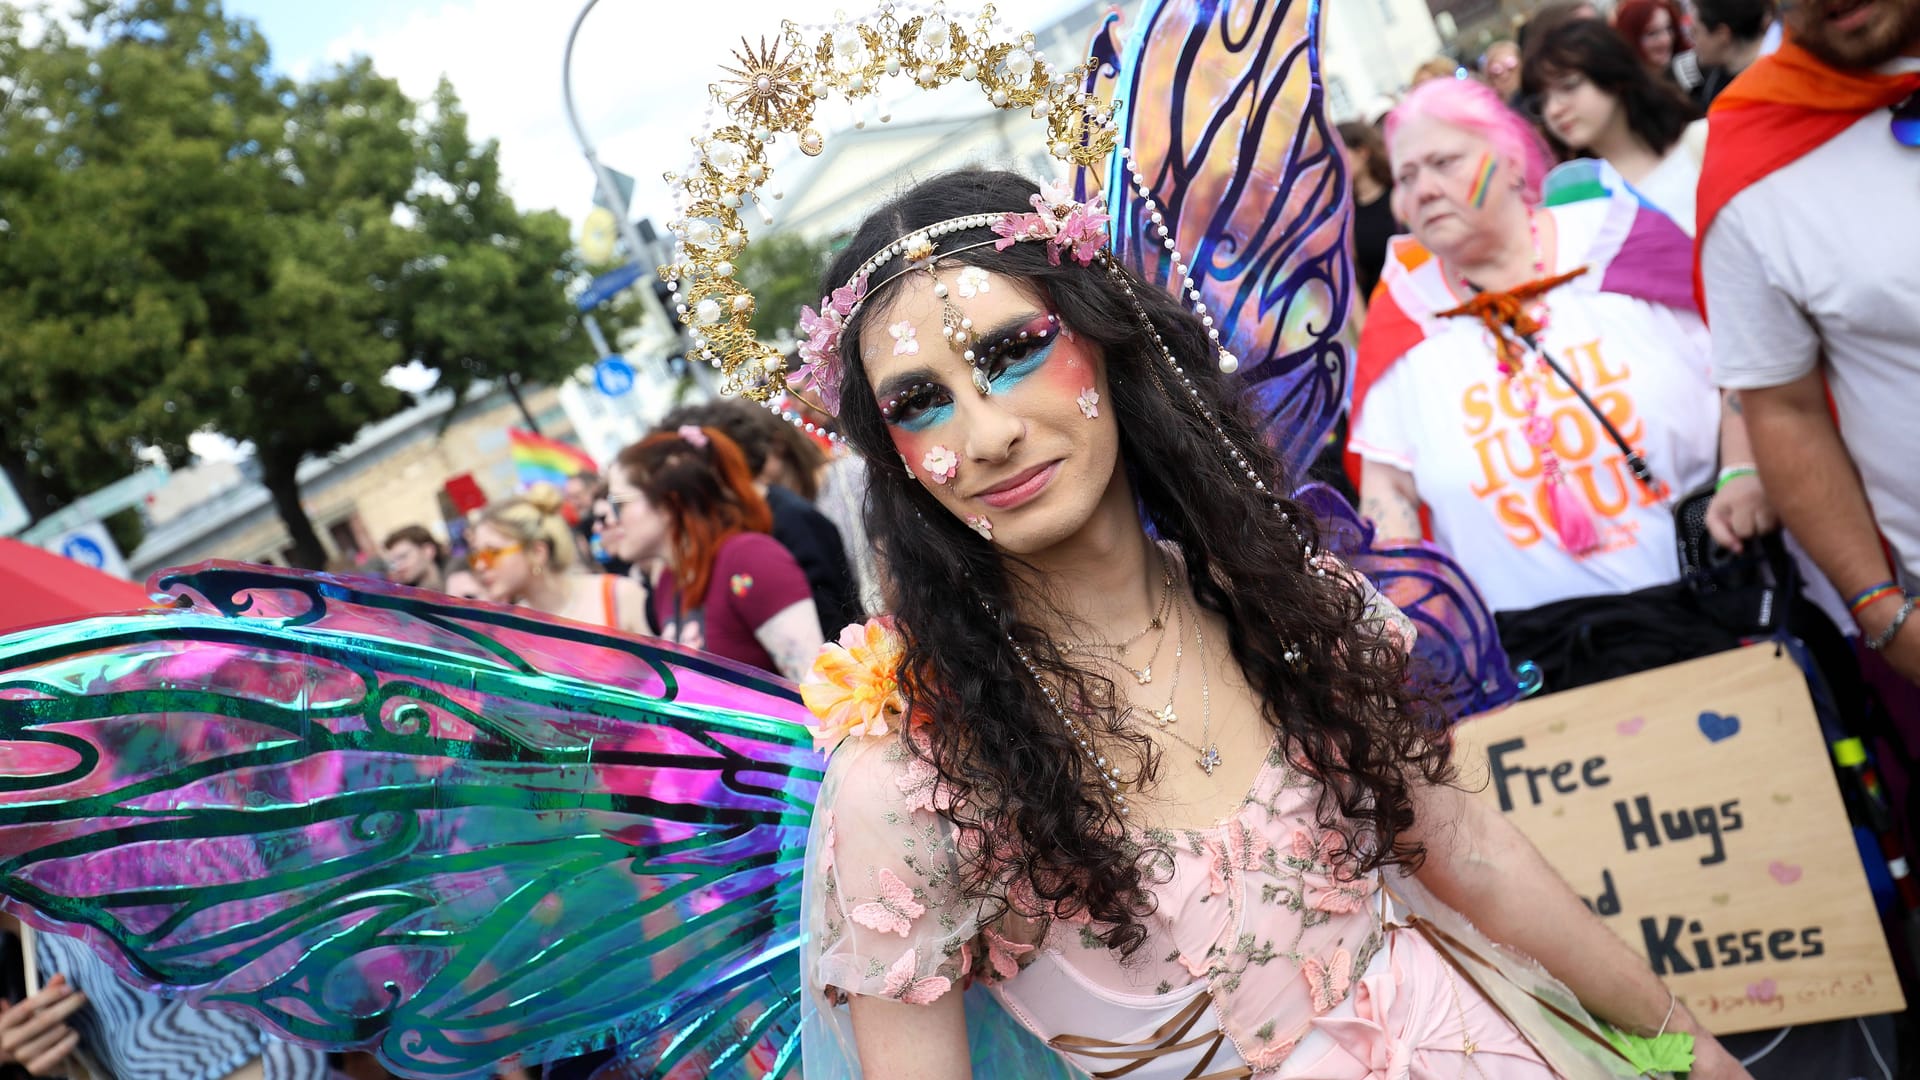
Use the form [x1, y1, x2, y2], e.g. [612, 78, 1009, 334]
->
[1442, 212, 1602, 556]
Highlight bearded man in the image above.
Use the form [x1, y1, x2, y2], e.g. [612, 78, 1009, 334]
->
[1697, 0, 1920, 681]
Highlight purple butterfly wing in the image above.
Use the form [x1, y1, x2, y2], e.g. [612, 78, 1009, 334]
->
[1296, 486, 1538, 715]
[1099, 1, 1528, 716]
[1102, 0, 1353, 472]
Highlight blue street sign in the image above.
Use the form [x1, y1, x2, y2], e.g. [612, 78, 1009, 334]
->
[61, 534, 106, 569]
[594, 357, 636, 397]
[577, 262, 646, 312]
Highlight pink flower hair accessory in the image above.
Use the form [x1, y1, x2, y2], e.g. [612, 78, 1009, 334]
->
[991, 180, 1112, 267]
[677, 425, 710, 448]
[789, 272, 870, 408]
[786, 181, 1111, 413]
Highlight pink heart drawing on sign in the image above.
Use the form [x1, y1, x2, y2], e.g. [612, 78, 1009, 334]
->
[1616, 716, 1646, 736]
[1768, 860, 1803, 885]
[1747, 979, 1778, 1003]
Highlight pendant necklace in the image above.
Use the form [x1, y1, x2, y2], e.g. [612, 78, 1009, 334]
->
[1125, 592, 1220, 776]
[1143, 598, 1185, 727]
[1062, 552, 1176, 685]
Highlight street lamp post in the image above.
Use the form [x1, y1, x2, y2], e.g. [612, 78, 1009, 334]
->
[562, 0, 677, 350]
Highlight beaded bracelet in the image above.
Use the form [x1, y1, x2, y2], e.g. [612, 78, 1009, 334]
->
[1715, 464, 1758, 492]
[1867, 596, 1916, 652]
[1849, 581, 1902, 617]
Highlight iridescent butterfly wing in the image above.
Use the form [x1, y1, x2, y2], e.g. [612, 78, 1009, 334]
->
[1099, 0, 1527, 715]
[0, 562, 820, 1079]
[1297, 485, 1537, 717]
[1101, 0, 1353, 471]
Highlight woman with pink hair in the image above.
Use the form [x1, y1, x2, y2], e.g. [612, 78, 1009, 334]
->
[1350, 76, 1780, 689]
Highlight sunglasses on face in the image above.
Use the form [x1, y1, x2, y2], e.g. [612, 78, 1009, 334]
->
[467, 543, 523, 572]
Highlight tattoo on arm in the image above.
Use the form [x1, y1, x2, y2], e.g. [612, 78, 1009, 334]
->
[757, 602, 826, 683]
[1727, 391, 1743, 415]
[1362, 493, 1424, 540]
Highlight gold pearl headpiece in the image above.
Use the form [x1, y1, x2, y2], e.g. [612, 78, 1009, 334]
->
[661, 4, 1119, 408]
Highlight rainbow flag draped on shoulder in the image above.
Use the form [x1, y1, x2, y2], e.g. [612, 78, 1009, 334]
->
[508, 427, 598, 490]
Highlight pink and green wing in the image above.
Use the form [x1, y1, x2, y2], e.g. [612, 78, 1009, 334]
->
[0, 562, 820, 1078]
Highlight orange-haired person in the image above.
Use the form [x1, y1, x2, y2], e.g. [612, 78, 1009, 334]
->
[606, 425, 824, 681]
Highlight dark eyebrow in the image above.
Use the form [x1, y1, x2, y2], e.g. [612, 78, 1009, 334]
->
[873, 365, 941, 404]
[971, 309, 1052, 361]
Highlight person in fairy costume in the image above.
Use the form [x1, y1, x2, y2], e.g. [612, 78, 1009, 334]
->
[0, 7, 1753, 1080]
[788, 167, 1753, 1078]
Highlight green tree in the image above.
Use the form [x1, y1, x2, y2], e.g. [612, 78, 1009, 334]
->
[0, 0, 591, 568]
[735, 231, 833, 341]
[396, 79, 589, 413]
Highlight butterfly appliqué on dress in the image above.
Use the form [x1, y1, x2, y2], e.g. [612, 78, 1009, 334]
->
[851, 868, 927, 936]
[883, 949, 951, 1004]
[894, 756, 948, 813]
[1303, 948, 1353, 1014]
[983, 926, 1035, 980]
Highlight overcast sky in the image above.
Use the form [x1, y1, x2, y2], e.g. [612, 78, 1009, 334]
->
[232, 0, 1085, 231]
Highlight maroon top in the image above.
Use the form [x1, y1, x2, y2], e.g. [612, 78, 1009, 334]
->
[651, 532, 812, 674]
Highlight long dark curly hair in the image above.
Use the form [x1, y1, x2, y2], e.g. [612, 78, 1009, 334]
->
[826, 169, 1453, 955]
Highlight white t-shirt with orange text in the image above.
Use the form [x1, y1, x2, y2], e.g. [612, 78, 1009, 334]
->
[1352, 222, 1718, 613]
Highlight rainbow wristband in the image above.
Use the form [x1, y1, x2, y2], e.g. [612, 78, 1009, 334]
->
[1849, 582, 1903, 617]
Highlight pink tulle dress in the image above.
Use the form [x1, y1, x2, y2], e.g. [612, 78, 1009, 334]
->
[804, 723, 1571, 1078]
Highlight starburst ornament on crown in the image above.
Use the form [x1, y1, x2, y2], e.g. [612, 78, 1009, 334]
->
[661, 3, 1120, 410]
[717, 37, 811, 134]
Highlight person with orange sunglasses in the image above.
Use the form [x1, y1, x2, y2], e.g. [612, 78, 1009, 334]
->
[468, 484, 650, 635]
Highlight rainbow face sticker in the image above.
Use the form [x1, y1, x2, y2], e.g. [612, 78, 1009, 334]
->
[1467, 151, 1498, 209]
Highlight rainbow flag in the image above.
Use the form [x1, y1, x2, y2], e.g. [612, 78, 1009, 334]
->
[508, 428, 598, 490]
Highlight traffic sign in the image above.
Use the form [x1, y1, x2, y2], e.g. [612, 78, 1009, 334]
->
[61, 533, 106, 567]
[44, 519, 131, 579]
[577, 262, 646, 312]
[594, 357, 637, 397]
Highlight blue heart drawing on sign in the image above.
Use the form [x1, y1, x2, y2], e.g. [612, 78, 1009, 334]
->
[1698, 711, 1741, 743]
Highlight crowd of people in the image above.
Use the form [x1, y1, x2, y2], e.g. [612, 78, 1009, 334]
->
[1352, 0, 1778, 292]
[1, 0, 1914, 1076]
[377, 398, 869, 686]
[1340, 0, 1918, 703]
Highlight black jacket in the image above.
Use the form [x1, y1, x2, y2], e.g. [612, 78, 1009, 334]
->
[766, 484, 865, 637]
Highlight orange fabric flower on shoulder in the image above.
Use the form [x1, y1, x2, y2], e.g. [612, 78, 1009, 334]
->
[801, 618, 911, 751]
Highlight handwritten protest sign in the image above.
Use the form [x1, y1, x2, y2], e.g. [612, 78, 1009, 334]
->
[1451, 643, 1904, 1034]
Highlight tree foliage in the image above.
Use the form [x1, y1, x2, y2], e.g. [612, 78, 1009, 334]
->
[735, 231, 834, 342]
[0, 0, 590, 567]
